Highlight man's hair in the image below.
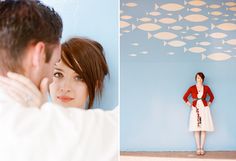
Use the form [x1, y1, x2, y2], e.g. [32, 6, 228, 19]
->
[0, 0, 63, 74]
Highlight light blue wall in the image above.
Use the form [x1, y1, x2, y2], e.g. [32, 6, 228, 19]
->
[42, 0, 118, 110]
[121, 0, 236, 151]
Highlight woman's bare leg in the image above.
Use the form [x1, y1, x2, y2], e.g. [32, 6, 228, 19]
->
[194, 131, 201, 154]
[200, 131, 206, 155]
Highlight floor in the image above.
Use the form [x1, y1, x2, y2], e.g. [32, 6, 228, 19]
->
[121, 151, 236, 161]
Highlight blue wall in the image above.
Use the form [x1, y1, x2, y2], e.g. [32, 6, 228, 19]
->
[42, 0, 119, 110]
[121, 0, 236, 151]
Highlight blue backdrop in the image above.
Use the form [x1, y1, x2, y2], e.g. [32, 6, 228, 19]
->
[121, 0, 236, 151]
[42, 0, 119, 110]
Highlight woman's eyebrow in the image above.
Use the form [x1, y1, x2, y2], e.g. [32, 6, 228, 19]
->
[54, 67, 63, 72]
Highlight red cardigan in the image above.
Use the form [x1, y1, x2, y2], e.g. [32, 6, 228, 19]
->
[183, 85, 214, 107]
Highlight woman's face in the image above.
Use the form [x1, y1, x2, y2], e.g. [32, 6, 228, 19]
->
[49, 61, 89, 108]
[196, 75, 203, 84]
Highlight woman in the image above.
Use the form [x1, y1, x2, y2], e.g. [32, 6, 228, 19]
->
[0, 37, 109, 109]
[183, 72, 214, 155]
[50, 37, 109, 109]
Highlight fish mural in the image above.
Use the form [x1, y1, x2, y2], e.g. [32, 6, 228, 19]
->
[202, 53, 235, 61]
[132, 23, 162, 31]
[179, 14, 208, 22]
[159, 3, 184, 12]
[187, 8, 202, 12]
[149, 32, 178, 40]
[164, 40, 186, 47]
[184, 47, 206, 53]
[121, 0, 236, 62]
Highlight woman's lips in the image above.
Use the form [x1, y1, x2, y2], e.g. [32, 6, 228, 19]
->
[57, 96, 74, 102]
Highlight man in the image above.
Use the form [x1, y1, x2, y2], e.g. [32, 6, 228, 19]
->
[0, 1, 118, 161]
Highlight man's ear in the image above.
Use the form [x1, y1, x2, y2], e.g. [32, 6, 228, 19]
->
[31, 42, 46, 67]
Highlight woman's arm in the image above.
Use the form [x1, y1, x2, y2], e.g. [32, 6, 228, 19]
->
[183, 87, 192, 107]
[207, 86, 214, 106]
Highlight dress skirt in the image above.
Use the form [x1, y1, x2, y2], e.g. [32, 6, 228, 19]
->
[189, 100, 214, 131]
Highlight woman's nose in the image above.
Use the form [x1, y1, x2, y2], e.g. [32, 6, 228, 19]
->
[60, 79, 72, 92]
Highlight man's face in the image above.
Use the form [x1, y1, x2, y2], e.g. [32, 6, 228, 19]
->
[42, 44, 61, 84]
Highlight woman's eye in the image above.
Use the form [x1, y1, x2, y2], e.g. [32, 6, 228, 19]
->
[54, 72, 63, 78]
[75, 76, 83, 81]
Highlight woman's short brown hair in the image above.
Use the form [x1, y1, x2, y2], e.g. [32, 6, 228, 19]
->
[195, 72, 205, 82]
[61, 37, 109, 109]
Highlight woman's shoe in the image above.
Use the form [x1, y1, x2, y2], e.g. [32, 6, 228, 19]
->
[200, 149, 205, 155]
[196, 149, 201, 155]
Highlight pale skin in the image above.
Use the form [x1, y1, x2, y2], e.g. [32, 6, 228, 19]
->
[186, 74, 211, 155]
[0, 44, 89, 109]
[49, 61, 89, 108]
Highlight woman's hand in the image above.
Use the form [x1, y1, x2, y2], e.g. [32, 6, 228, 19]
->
[208, 102, 212, 107]
[186, 101, 192, 107]
[0, 72, 49, 107]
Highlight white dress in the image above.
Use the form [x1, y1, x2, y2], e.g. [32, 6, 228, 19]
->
[189, 88, 214, 131]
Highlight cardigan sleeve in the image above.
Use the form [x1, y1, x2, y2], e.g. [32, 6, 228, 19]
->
[207, 86, 214, 103]
[183, 86, 192, 103]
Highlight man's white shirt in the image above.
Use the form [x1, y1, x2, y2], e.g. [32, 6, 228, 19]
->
[0, 90, 118, 161]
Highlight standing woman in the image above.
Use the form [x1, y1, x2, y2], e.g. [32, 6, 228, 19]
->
[183, 72, 214, 155]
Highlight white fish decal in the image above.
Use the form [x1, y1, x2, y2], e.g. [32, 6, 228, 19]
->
[184, 47, 206, 53]
[121, 15, 133, 20]
[187, 25, 208, 32]
[207, 4, 221, 9]
[159, 18, 177, 24]
[183, 35, 197, 40]
[120, 10, 124, 14]
[168, 52, 175, 55]
[185, 1, 206, 7]
[187, 8, 202, 12]
[197, 41, 211, 46]
[179, 14, 208, 22]
[131, 43, 139, 46]
[208, 11, 223, 16]
[132, 23, 161, 31]
[164, 40, 186, 47]
[224, 50, 232, 53]
[168, 26, 184, 31]
[148, 32, 178, 40]
[225, 2, 236, 6]
[147, 11, 161, 16]
[202, 53, 233, 61]
[122, 3, 138, 7]
[160, 3, 184, 12]
[206, 33, 227, 39]
[223, 19, 229, 22]
[120, 21, 131, 28]
[129, 53, 137, 57]
[213, 18, 219, 21]
[122, 30, 131, 33]
[215, 47, 223, 49]
[212, 23, 236, 31]
[137, 17, 152, 22]
[222, 39, 236, 45]
[140, 51, 148, 54]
